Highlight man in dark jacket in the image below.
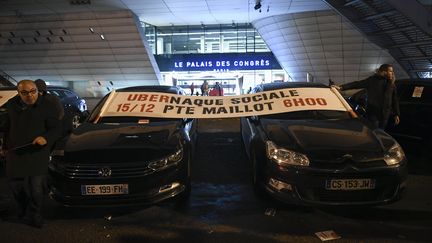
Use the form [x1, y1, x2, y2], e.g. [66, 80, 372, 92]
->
[2, 80, 62, 228]
[338, 64, 400, 129]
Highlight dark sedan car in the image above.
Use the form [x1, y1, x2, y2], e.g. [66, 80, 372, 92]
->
[240, 82, 407, 206]
[347, 79, 432, 155]
[48, 85, 196, 206]
[46, 86, 88, 129]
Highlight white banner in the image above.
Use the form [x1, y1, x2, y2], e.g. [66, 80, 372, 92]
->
[0, 90, 17, 107]
[99, 87, 351, 119]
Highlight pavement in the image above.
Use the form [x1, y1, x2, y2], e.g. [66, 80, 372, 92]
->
[0, 118, 431, 243]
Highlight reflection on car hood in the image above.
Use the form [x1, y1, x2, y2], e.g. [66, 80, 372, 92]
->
[62, 122, 182, 163]
[261, 119, 395, 161]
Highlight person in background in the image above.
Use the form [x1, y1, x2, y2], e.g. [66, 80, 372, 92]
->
[189, 82, 195, 96]
[214, 82, 223, 96]
[35, 79, 64, 120]
[2, 80, 62, 228]
[201, 80, 209, 96]
[337, 64, 400, 129]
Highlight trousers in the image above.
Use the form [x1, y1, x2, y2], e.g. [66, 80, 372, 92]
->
[8, 175, 46, 218]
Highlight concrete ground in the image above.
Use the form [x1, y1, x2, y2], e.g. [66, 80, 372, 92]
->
[0, 118, 431, 243]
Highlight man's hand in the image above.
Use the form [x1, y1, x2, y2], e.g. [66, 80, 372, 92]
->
[394, 115, 400, 125]
[32, 136, 47, 146]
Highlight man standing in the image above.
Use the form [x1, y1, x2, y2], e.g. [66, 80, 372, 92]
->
[2, 80, 62, 228]
[189, 82, 195, 96]
[338, 64, 400, 129]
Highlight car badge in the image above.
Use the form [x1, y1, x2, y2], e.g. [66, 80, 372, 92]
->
[98, 167, 112, 177]
[342, 154, 353, 160]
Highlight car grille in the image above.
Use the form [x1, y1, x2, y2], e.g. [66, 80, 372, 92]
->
[63, 163, 155, 179]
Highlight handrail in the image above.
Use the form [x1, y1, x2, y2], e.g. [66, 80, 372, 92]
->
[0, 69, 17, 86]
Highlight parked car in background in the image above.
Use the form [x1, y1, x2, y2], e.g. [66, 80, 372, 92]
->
[346, 79, 432, 155]
[240, 82, 407, 206]
[46, 86, 88, 129]
[48, 85, 196, 206]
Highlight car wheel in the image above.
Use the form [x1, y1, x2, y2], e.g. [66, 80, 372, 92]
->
[71, 113, 81, 129]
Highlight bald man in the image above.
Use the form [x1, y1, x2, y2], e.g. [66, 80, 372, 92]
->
[2, 79, 62, 228]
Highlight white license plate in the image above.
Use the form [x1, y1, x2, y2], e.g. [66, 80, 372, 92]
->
[325, 179, 375, 190]
[81, 184, 129, 195]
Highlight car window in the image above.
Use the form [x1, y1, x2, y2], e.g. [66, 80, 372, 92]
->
[47, 90, 67, 99]
[63, 90, 77, 97]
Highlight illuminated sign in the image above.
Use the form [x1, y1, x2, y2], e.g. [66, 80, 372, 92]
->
[155, 53, 282, 72]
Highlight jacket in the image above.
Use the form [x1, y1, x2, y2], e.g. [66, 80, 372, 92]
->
[341, 74, 400, 120]
[3, 95, 62, 177]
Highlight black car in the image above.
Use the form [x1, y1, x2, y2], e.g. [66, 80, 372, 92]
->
[347, 79, 432, 154]
[46, 86, 88, 129]
[48, 85, 197, 206]
[240, 82, 407, 206]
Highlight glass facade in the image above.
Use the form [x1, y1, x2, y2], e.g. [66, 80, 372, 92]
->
[142, 22, 290, 95]
[143, 23, 270, 55]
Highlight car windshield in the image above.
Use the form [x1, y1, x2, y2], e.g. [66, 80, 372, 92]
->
[261, 110, 350, 120]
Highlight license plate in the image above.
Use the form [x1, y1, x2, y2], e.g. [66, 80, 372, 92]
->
[81, 184, 129, 195]
[325, 179, 375, 190]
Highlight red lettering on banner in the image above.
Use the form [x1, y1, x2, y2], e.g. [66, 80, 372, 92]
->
[127, 94, 138, 101]
[149, 94, 158, 102]
[305, 98, 316, 106]
[316, 98, 327, 105]
[160, 95, 169, 103]
[283, 98, 327, 107]
[138, 94, 148, 101]
[292, 98, 305, 106]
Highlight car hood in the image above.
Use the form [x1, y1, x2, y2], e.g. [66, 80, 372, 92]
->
[59, 122, 183, 163]
[261, 118, 395, 162]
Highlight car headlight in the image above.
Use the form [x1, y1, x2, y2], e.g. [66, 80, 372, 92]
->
[384, 143, 405, 165]
[148, 148, 183, 171]
[266, 141, 309, 167]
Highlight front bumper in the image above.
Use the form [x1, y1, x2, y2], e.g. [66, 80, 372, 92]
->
[48, 162, 188, 207]
[263, 161, 408, 206]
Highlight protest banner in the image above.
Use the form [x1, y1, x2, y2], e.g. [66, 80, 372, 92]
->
[98, 87, 351, 119]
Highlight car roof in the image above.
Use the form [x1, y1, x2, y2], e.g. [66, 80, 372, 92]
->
[117, 85, 184, 94]
[258, 82, 328, 91]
